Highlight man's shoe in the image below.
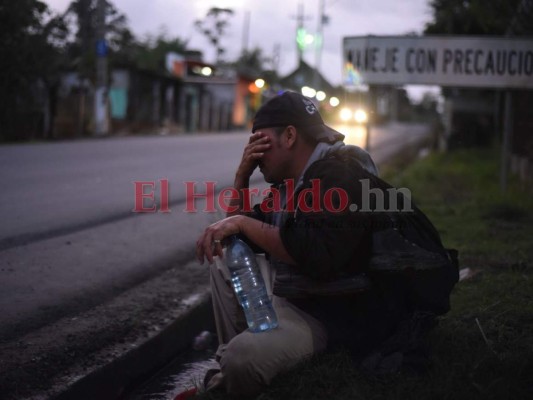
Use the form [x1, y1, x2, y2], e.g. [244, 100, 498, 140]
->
[203, 368, 224, 391]
[173, 387, 197, 400]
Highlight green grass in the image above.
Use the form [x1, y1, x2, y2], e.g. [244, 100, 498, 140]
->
[199, 148, 533, 400]
[384, 148, 533, 265]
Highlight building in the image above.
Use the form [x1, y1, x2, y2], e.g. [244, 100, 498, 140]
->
[52, 53, 239, 138]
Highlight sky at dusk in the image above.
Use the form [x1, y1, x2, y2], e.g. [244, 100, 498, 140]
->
[43, 0, 437, 100]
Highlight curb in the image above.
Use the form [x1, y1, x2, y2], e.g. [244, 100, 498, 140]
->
[52, 290, 214, 400]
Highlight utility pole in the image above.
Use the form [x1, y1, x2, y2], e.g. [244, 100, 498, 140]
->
[313, 0, 325, 88]
[296, 3, 305, 65]
[291, 3, 311, 66]
[94, 0, 108, 135]
[272, 43, 281, 72]
[241, 10, 251, 55]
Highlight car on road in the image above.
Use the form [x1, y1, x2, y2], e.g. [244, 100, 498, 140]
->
[339, 105, 369, 125]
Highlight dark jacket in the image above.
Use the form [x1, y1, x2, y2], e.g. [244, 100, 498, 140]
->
[252, 149, 447, 280]
[247, 148, 458, 355]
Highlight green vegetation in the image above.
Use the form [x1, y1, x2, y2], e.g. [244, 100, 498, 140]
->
[424, 0, 531, 36]
[386, 148, 533, 265]
[200, 149, 533, 400]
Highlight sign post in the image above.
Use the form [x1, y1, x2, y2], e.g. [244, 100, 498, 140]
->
[343, 36, 533, 89]
[343, 35, 533, 191]
[94, 0, 108, 136]
[500, 91, 513, 191]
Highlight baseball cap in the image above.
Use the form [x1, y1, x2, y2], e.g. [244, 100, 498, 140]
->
[252, 91, 345, 143]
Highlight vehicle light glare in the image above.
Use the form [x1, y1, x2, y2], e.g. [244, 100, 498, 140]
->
[340, 108, 353, 122]
[316, 91, 326, 101]
[329, 97, 340, 107]
[354, 109, 368, 124]
[301, 86, 317, 98]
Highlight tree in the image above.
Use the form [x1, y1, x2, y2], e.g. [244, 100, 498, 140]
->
[63, 0, 132, 81]
[425, 1, 533, 150]
[425, 0, 532, 36]
[235, 48, 267, 72]
[232, 47, 279, 84]
[132, 29, 189, 71]
[60, 0, 136, 136]
[0, 0, 193, 140]
[194, 7, 234, 64]
[0, 0, 68, 140]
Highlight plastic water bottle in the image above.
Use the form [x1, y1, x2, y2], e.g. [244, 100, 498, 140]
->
[225, 235, 278, 332]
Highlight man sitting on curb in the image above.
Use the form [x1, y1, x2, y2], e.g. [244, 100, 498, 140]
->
[195, 91, 458, 398]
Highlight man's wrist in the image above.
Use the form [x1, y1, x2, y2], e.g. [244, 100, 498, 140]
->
[233, 214, 245, 233]
[234, 174, 250, 189]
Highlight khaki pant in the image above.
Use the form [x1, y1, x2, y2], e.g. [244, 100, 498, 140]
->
[209, 255, 328, 398]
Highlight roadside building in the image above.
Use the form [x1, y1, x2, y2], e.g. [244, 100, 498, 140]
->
[52, 52, 238, 138]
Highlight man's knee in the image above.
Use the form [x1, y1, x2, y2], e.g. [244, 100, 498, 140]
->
[220, 334, 271, 397]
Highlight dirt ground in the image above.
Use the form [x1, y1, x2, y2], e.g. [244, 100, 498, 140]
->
[0, 259, 210, 400]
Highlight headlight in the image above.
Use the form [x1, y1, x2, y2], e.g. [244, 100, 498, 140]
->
[354, 109, 368, 124]
[340, 108, 353, 122]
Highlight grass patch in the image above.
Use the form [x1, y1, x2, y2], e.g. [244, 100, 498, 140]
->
[384, 148, 533, 265]
[199, 148, 533, 400]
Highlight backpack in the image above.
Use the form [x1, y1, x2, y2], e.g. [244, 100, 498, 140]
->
[368, 210, 459, 315]
[273, 151, 459, 316]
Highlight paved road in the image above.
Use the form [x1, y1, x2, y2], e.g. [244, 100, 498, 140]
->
[0, 123, 431, 340]
[0, 132, 254, 249]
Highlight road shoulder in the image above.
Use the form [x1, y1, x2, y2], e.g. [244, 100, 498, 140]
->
[0, 259, 213, 400]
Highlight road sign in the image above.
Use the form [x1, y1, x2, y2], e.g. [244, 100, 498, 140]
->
[343, 36, 533, 89]
[96, 39, 108, 57]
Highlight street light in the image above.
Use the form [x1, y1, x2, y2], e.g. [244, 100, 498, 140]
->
[301, 86, 316, 98]
[329, 97, 340, 107]
[201, 66, 212, 76]
[316, 91, 326, 101]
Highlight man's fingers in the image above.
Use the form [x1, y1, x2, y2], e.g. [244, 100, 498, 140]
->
[243, 142, 269, 161]
[248, 131, 264, 143]
[197, 217, 240, 265]
[239, 135, 270, 176]
[244, 143, 269, 157]
[214, 242, 223, 259]
[250, 143, 270, 152]
[247, 135, 269, 148]
[196, 231, 214, 264]
[253, 136, 270, 146]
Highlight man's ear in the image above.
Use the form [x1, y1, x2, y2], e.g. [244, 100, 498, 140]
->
[284, 125, 298, 148]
